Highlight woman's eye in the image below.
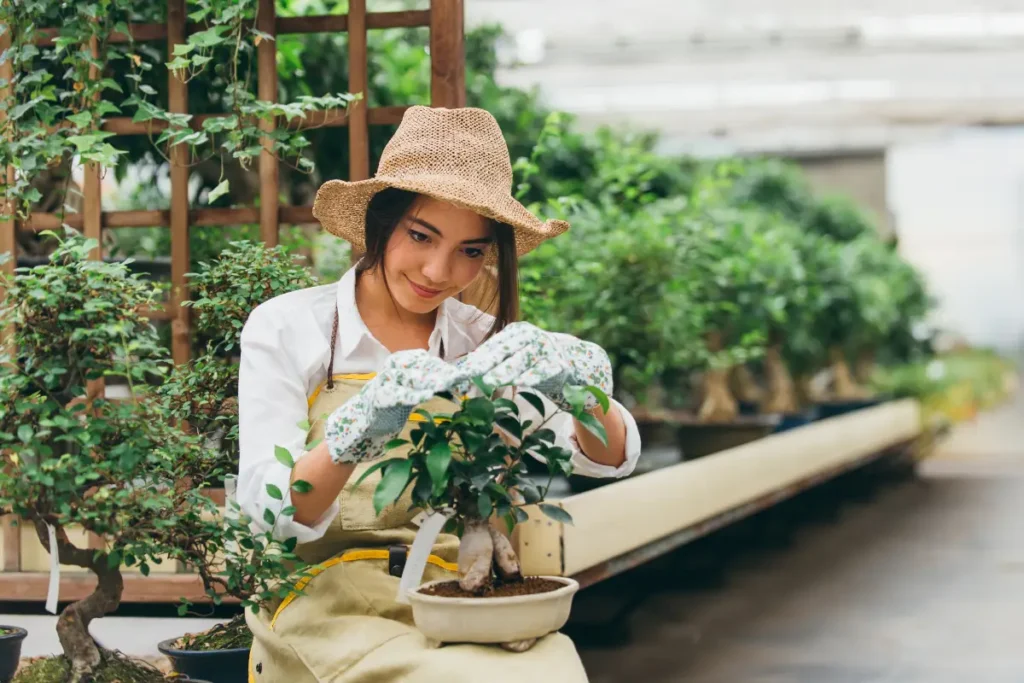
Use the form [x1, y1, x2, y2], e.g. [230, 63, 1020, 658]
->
[408, 229, 430, 243]
[462, 247, 484, 259]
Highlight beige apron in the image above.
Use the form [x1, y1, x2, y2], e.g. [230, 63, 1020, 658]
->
[246, 373, 589, 683]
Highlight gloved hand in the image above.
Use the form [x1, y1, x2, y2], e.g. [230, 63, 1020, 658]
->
[454, 322, 614, 411]
[324, 350, 463, 464]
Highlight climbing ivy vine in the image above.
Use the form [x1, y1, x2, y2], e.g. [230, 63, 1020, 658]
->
[0, 0, 356, 221]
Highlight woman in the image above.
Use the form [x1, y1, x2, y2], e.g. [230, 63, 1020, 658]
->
[237, 106, 642, 682]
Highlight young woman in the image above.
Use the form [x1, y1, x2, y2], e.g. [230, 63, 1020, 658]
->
[237, 106, 642, 682]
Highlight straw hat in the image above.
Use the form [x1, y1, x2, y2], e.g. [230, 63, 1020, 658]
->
[312, 106, 569, 262]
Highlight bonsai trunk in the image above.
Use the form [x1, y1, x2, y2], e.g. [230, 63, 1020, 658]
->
[855, 349, 876, 385]
[729, 365, 763, 404]
[830, 346, 866, 400]
[457, 518, 521, 593]
[33, 520, 123, 683]
[697, 332, 739, 423]
[762, 344, 799, 414]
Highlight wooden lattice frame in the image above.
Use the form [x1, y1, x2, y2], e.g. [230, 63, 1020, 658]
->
[0, 0, 466, 601]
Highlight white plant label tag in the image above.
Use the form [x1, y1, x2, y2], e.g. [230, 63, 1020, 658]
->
[45, 523, 60, 614]
[396, 509, 451, 605]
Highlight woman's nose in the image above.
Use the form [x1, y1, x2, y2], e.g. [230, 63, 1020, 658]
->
[421, 253, 451, 284]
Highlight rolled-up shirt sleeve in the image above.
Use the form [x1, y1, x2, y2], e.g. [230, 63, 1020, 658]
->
[237, 306, 339, 543]
[509, 389, 642, 479]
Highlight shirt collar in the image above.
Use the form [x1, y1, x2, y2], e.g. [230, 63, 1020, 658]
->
[335, 265, 453, 360]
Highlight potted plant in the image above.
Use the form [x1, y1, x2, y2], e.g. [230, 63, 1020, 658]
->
[0, 233, 219, 683]
[154, 241, 317, 683]
[521, 197, 700, 457]
[0, 627, 28, 683]
[364, 378, 609, 645]
[665, 170, 789, 458]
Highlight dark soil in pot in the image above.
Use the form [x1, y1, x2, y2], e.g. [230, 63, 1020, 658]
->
[675, 414, 780, 460]
[420, 577, 564, 598]
[0, 627, 26, 683]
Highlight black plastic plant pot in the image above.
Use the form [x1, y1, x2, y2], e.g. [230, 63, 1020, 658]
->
[676, 414, 780, 460]
[737, 400, 759, 416]
[816, 398, 885, 420]
[0, 627, 27, 683]
[772, 406, 822, 434]
[157, 639, 250, 683]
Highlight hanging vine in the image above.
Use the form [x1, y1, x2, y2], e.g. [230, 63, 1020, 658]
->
[0, 0, 357, 222]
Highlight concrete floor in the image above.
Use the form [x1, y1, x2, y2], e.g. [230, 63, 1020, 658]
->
[4, 393, 1020, 680]
[577, 393, 1024, 682]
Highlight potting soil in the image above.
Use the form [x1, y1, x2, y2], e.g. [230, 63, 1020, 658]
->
[420, 577, 564, 598]
[14, 651, 171, 683]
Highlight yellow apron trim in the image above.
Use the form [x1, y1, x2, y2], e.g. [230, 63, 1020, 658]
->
[268, 549, 458, 630]
[306, 373, 378, 408]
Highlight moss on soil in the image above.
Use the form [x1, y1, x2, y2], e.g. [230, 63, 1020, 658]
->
[171, 613, 252, 652]
[14, 651, 175, 683]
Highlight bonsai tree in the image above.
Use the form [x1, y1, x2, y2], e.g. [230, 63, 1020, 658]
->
[0, 233, 217, 682]
[160, 240, 317, 473]
[520, 197, 701, 409]
[361, 379, 609, 593]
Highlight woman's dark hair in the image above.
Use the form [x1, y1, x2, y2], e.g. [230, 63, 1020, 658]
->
[356, 187, 519, 343]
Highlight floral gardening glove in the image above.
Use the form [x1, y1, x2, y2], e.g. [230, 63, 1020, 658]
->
[454, 322, 613, 411]
[324, 350, 464, 464]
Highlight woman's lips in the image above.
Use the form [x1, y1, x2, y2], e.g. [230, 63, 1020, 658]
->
[407, 277, 443, 299]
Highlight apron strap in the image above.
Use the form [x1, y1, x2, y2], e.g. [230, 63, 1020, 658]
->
[327, 307, 339, 390]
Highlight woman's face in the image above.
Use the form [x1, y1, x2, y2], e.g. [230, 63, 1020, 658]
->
[382, 195, 493, 315]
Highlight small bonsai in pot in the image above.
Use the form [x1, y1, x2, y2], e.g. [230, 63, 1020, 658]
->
[360, 378, 609, 645]
[0, 233, 219, 683]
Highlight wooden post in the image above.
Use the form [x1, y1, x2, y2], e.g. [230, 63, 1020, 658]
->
[1, 516, 19, 572]
[348, 0, 370, 182]
[168, 0, 191, 366]
[430, 0, 466, 108]
[0, 28, 15, 345]
[257, 0, 279, 248]
[84, 35, 106, 400]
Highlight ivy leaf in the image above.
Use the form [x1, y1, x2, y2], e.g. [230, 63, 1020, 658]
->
[274, 446, 294, 468]
[207, 179, 230, 203]
[373, 459, 413, 515]
[17, 425, 33, 443]
[68, 111, 92, 128]
[539, 504, 574, 526]
[265, 484, 283, 501]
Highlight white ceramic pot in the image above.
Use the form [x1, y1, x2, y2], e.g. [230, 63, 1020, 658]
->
[407, 576, 580, 644]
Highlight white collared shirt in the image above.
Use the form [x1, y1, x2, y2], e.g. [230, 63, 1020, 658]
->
[237, 265, 642, 542]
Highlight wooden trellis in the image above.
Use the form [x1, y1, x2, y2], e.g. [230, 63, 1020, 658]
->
[0, 0, 467, 602]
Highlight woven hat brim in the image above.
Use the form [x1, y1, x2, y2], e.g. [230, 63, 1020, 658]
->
[312, 176, 569, 263]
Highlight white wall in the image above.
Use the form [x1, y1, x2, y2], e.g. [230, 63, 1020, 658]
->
[888, 127, 1024, 351]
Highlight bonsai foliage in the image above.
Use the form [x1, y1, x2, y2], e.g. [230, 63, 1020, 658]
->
[160, 240, 317, 470]
[520, 198, 701, 408]
[0, 233, 216, 682]
[361, 379, 608, 593]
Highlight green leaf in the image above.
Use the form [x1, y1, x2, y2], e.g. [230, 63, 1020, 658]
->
[352, 457, 401, 488]
[513, 507, 530, 524]
[263, 509, 276, 526]
[472, 376, 494, 397]
[17, 424, 33, 443]
[477, 491, 493, 519]
[265, 484, 283, 500]
[207, 179, 230, 203]
[464, 397, 495, 423]
[281, 506, 297, 516]
[373, 459, 413, 515]
[384, 438, 409, 451]
[295, 419, 311, 432]
[274, 446, 294, 468]
[503, 512, 517, 534]
[585, 385, 611, 414]
[539, 504, 573, 526]
[290, 479, 313, 494]
[68, 111, 92, 127]
[140, 563, 150, 577]
[575, 412, 608, 446]
[520, 391, 547, 417]
[495, 416, 522, 440]
[426, 442, 452, 496]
